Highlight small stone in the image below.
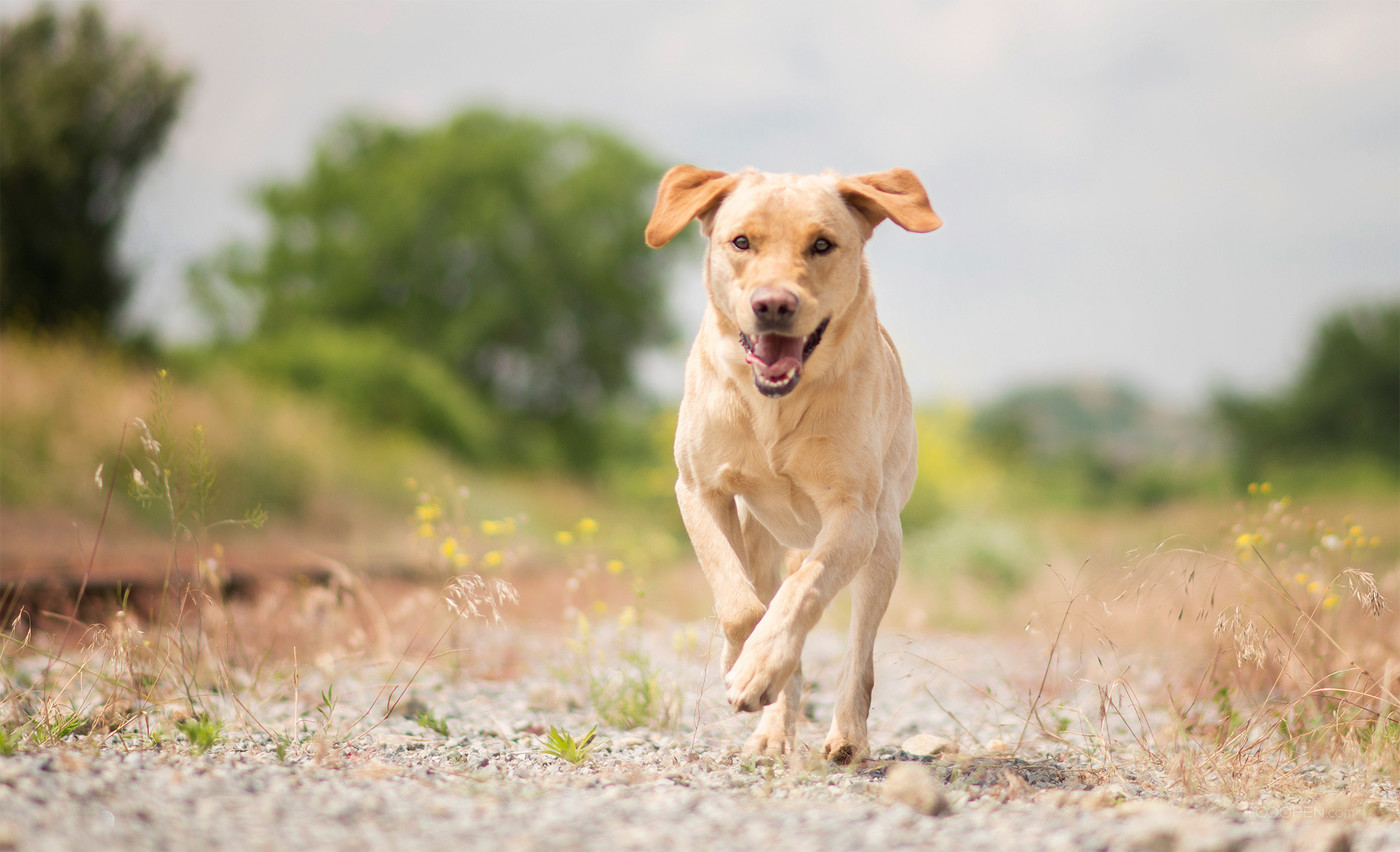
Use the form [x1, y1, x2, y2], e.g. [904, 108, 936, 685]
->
[1297, 823, 1353, 852]
[882, 762, 952, 817]
[1080, 783, 1129, 809]
[985, 739, 1014, 756]
[900, 735, 959, 757]
[396, 697, 429, 719]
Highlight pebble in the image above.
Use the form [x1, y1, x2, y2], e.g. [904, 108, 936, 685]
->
[882, 762, 952, 816]
[900, 734, 959, 757]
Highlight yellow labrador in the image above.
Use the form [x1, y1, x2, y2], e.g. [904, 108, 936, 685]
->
[645, 166, 941, 763]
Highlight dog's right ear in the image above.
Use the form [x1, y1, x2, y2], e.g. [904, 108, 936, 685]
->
[645, 165, 739, 248]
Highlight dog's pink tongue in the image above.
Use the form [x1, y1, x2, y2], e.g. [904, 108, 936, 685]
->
[745, 333, 804, 378]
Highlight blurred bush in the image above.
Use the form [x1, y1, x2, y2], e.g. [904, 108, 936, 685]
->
[0, 333, 484, 526]
[972, 381, 1225, 508]
[1216, 300, 1400, 489]
[203, 325, 501, 464]
[0, 3, 189, 333]
[901, 405, 1006, 528]
[192, 108, 678, 471]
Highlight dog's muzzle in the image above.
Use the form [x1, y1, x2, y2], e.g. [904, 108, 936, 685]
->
[739, 317, 829, 398]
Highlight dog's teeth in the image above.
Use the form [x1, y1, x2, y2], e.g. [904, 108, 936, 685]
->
[755, 366, 798, 389]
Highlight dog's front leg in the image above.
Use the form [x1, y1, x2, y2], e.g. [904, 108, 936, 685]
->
[675, 480, 768, 670]
[724, 501, 878, 713]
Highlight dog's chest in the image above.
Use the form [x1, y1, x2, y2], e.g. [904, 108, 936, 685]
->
[711, 449, 823, 550]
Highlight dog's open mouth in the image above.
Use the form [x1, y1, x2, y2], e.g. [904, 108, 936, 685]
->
[739, 318, 829, 398]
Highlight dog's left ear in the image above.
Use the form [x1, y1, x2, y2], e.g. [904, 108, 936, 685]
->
[838, 169, 942, 235]
[645, 165, 739, 248]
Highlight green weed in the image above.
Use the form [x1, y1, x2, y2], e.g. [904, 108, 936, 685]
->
[175, 713, 223, 754]
[554, 518, 684, 731]
[273, 734, 291, 763]
[316, 685, 338, 729]
[588, 649, 671, 730]
[29, 709, 87, 746]
[538, 724, 601, 765]
[414, 708, 450, 738]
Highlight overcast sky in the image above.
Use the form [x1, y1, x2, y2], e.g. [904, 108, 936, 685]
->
[4, 0, 1397, 404]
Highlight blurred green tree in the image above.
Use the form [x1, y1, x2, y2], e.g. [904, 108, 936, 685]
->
[195, 109, 674, 469]
[971, 381, 1221, 506]
[0, 3, 190, 332]
[1217, 300, 1400, 481]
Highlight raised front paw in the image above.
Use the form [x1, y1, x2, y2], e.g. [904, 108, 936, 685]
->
[724, 633, 799, 713]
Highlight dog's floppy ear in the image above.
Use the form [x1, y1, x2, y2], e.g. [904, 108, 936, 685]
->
[645, 165, 739, 248]
[838, 169, 942, 235]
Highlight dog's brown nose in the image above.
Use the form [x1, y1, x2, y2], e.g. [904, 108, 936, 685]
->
[751, 287, 798, 327]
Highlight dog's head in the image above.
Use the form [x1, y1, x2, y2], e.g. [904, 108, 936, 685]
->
[646, 167, 940, 398]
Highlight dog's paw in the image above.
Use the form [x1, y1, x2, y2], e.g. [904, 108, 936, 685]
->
[820, 734, 868, 766]
[742, 729, 792, 758]
[724, 635, 799, 713]
[742, 702, 797, 756]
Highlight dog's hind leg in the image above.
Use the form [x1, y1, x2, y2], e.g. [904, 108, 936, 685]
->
[820, 515, 900, 764]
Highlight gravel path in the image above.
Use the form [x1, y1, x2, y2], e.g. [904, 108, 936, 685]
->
[2, 625, 1397, 851]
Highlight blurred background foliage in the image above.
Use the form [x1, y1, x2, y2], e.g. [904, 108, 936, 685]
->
[0, 4, 1395, 597]
[189, 107, 676, 471]
[1216, 302, 1400, 491]
[0, 2, 189, 333]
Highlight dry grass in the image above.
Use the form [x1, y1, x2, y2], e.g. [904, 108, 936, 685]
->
[0, 387, 665, 761]
[1002, 485, 1399, 813]
[0, 358, 527, 756]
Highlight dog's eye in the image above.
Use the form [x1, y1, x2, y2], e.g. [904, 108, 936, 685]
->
[731, 235, 750, 251]
[811, 238, 834, 255]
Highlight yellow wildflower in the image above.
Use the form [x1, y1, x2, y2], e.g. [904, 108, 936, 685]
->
[417, 523, 435, 539]
[576, 518, 599, 536]
[1294, 572, 1309, 585]
[605, 559, 625, 575]
[452, 553, 471, 569]
[415, 503, 441, 523]
[483, 550, 504, 567]
[480, 520, 504, 536]
[1322, 595, 1339, 609]
[593, 600, 607, 614]
[1370, 536, 1381, 548]
[1307, 581, 1322, 595]
[1248, 482, 1259, 495]
[1259, 482, 1272, 495]
[1348, 525, 1364, 538]
[618, 605, 638, 630]
[440, 537, 458, 558]
[555, 531, 574, 546]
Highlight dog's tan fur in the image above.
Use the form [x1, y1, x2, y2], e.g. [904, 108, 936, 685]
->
[646, 166, 941, 763]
